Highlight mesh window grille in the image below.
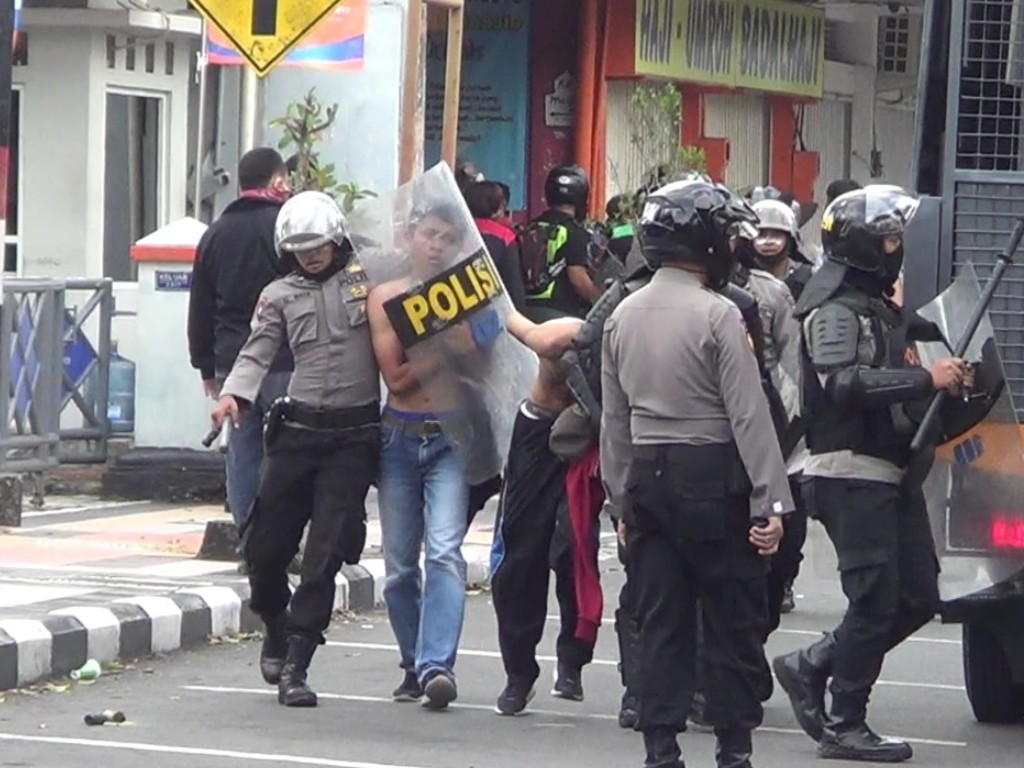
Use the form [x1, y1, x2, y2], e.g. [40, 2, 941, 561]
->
[957, 0, 1024, 170]
[952, 184, 1024, 409]
[878, 15, 911, 73]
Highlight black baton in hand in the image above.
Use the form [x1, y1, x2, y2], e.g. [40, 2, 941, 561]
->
[202, 426, 220, 448]
[910, 218, 1024, 452]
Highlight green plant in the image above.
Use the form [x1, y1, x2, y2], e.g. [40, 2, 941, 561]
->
[270, 88, 377, 214]
[608, 82, 707, 219]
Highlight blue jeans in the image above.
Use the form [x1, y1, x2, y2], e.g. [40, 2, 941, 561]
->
[379, 409, 469, 683]
[224, 371, 291, 534]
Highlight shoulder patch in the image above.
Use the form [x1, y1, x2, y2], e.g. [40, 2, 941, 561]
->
[255, 297, 271, 321]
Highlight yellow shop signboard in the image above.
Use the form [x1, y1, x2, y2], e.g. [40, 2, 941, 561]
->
[634, 0, 825, 98]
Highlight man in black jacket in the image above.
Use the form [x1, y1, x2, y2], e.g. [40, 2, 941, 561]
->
[188, 148, 293, 539]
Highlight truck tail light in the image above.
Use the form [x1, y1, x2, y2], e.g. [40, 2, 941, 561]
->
[990, 517, 1024, 549]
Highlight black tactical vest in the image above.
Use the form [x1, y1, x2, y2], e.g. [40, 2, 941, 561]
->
[801, 288, 932, 468]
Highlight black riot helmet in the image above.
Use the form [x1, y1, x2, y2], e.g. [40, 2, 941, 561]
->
[544, 165, 591, 219]
[638, 179, 759, 290]
[821, 184, 919, 286]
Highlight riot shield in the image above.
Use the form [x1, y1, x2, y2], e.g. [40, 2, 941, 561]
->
[915, 263, 1024, 601]
[349, 162, 539, 484]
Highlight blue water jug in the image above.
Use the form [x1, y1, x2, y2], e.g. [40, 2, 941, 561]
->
[107, 343, 136, 434]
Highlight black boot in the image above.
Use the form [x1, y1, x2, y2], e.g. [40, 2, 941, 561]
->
[278, 635, 319, 708]
[714, 726, 753, 768]
[772, 632, 836, 741]
[818, 688, 912, 763]
[259, 613, 287, 685]
[642, 726, 684, 768]
[615, 608, 641, 729]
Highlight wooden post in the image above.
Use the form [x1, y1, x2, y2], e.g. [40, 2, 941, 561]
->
[440, 3, 464, 170]
[400, 0, 464, 183]
[399, 0, 425, 184]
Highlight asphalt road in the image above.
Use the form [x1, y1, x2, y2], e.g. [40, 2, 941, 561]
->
[1, 532, 1022, 768]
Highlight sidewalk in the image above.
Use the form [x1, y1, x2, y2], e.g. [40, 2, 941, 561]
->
[0, 491, 496, 692]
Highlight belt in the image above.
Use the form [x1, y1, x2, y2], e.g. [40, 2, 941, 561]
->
[282, 400, 380, 431]
[381, 409, 446, 437]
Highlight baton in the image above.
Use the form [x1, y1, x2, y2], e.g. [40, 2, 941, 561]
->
[202, 419, 232, 452]
[910, 218, 1024, 452]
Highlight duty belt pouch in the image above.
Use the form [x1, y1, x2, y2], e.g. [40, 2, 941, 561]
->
[263, 397, 289, 450]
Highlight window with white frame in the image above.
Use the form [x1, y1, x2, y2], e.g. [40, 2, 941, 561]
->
[103, 90, 166, 282]
[3, 87, 22, 274]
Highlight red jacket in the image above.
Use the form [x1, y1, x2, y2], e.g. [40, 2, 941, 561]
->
[565, 443, 605, 645]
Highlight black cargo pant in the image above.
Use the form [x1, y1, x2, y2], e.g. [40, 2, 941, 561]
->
[806, 476, 939, 703]
[491, 405, 593, 683]
[245, 408, 380, 643]
[627, 443, 771, 732]
[765, 473, 809, 634]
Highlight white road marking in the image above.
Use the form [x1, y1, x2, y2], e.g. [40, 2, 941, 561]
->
[20, 501, 141, 519]
[0, 734, 433, 767]
[543, 616, 963, 646]
[181, 685, 968, 748]
[325, 641, 966, 692]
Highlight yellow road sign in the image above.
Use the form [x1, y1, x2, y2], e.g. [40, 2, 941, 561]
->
[193, 0, 346, 77]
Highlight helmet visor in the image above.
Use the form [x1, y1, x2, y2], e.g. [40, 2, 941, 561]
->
[825, 184, 920, 238]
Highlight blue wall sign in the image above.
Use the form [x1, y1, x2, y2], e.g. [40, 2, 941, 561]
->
[155, 270, 192, 291]
[425, 0, 532, 211]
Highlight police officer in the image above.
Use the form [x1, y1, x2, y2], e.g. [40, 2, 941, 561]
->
[211, 191, 381, 709]
[561, 232, 784, 734]
[734, 220, 807, 621]
[601, 179, 794, 768]
[772, 186, 971, 762]
[747, 198, 816, 301]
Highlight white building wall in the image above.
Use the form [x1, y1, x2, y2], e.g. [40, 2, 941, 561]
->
[13, 16, 198, 368]
[214, 0, 407, 218]
[15, 29, 92, 279]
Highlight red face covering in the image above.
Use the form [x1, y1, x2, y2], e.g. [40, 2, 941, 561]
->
[239, 187, 291, 204]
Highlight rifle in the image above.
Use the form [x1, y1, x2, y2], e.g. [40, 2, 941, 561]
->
[909, 219, 1024, 452]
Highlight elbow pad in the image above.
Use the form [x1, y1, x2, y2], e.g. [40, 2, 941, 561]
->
[826, 366, 933, 408]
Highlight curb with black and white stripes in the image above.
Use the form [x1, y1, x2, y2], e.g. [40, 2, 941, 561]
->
[0, 546, 492, 692]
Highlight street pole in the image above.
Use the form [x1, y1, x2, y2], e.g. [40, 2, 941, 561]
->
[239, 66, 259, 155]
[192, 18, 209, 221]
[0, 0, 15, 281]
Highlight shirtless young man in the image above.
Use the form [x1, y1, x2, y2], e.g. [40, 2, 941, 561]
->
[367, 202, 483, 711]
[490, 310, 598, 716]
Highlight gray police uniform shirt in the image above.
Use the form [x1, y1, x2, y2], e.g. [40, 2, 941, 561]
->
[745, 269, 806, 475]
[745, 269, 800, 421]
[221, 263, 380, 410]
[600, 267, 795, 521]
[801, 309, 905, 486]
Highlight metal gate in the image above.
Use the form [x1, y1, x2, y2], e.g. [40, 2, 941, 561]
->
[1, 278, 115, 478]
[941, 0, 1024, 414]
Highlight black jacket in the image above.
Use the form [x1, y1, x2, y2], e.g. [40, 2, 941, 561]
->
[187, 195, 292, 380]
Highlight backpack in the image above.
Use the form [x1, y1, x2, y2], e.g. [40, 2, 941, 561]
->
[517, 220, 569, 296]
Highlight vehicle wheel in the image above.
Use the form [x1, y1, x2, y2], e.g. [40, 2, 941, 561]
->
[962, 622, 1024, 723]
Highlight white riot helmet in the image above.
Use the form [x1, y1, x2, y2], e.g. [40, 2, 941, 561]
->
[275, 191, 349, 257]
[753, 199, 799, 238]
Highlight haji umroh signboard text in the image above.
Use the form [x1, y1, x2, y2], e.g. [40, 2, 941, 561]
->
[635, 0, 825, 99]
